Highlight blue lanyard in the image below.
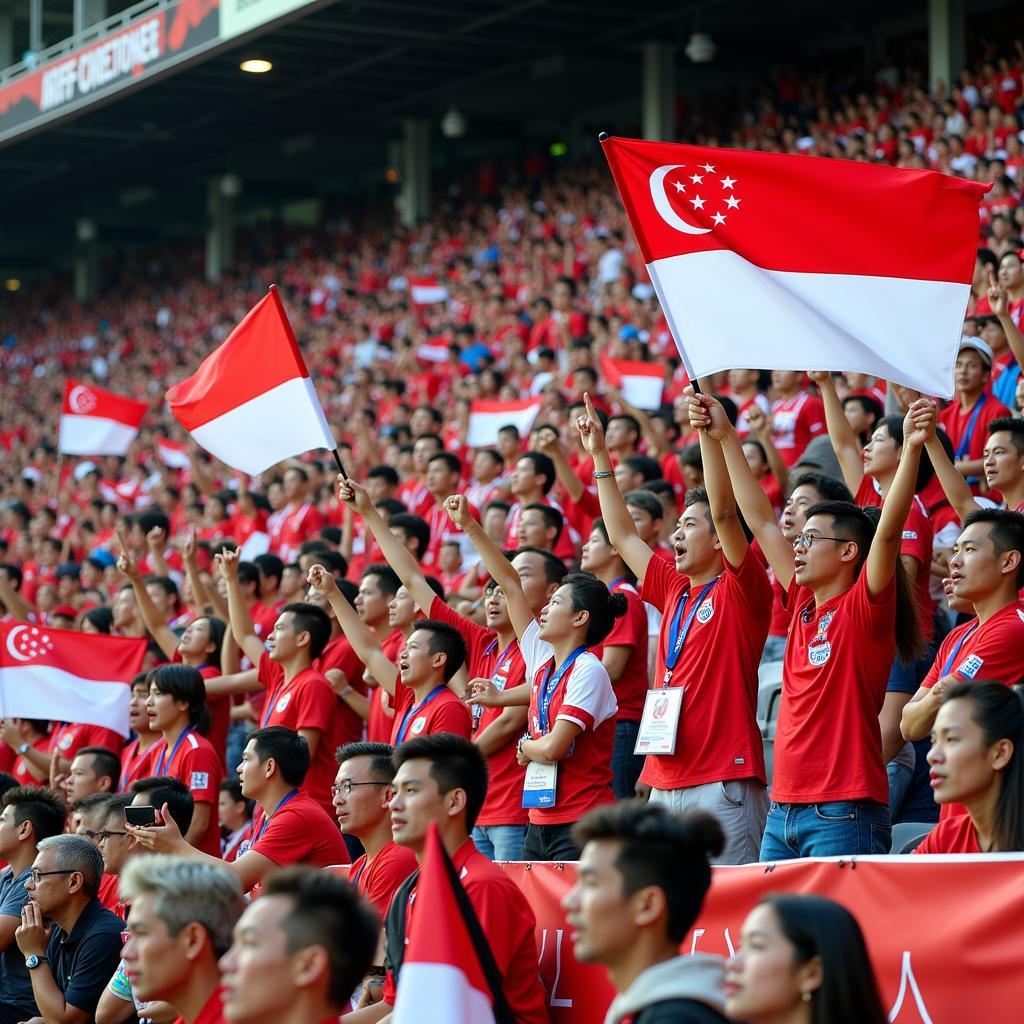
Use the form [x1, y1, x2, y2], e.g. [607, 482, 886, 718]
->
[537, 646, 587, 734]
[941, 622, 979, 677]
[663, 580, 718, 684]
[154, 726, 195, 777]
[262, 678, 292, 727]
[257, 789, 299, 840]
[608, 577, 626, 593]
[954, 394, 987, 484]
[396, 686, 447, 743]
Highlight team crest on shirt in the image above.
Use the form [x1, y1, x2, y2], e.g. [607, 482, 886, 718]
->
[411, 716, 427, 735]
[807, 641, 832, 666]
[956, 654, 984, 679]
[275, 693, 292, 714]
[190, 772, 209, 790]
[696, 601, 715, 624]
[59, 734, 74, 750]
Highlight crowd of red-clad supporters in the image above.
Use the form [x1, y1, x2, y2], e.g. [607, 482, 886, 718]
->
[0, 40, 1023, 1024]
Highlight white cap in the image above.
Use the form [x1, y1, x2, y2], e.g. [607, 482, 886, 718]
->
[959, 336, 993, 367]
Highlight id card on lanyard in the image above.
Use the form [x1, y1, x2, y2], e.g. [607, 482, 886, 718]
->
[635, 579, 717, 757]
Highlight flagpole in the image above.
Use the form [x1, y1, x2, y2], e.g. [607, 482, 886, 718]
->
[331, 448, 348, 478]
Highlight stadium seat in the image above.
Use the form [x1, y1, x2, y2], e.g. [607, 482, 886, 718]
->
[757, 661, 784, 739]
[890, 822, 935, 854]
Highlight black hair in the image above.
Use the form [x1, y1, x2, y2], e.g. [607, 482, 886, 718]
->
[986, 417, 1024, 458]
[279, 602, 332, 660]
[483, 500, 511, 517]
[759, 894, 887, 1024]
[262, 867, 379, 1009]
[193, 615, 226, 670]
[841, 394, 885, 444]
[247, 726, 310, 787]
[423, 575, 446, 601]
[413, 405, 444, 426]
[962, 508, 1024, 588]
[522, 503, 564, 544]
[497, 424, 521, 440]
[375, 498, 409, 518]
[237, 561, 261, 590]
[607, 413, 641, 440]
[427, 452, 462, 476]
[219, 776, 256, 818]
[283, 465, 309, 483]
[517, 451, 556, 494]
[137, 510, 170, 536]
[148, 664, 212, 735]
[315, 550, 348, 578]
[561, 570, 628, 646]
[361, 563, 402, 599]
[145, 574, 179, 603]
[413, 432, 444, 450]
[874, 415, 935, 491]
[621, 454, 663, 483]
[623, 489, 665, 522]
[474, 448, 504, 469]
[0, 772, 17, 800]
[319, 525, 343, 547]
[82, 606, 113, 633]
[788, 472, 854, 504]
[411, 619, 467, 682]
[392, 734, 489, 831]
[513, 546, 567, 585]
[367, 464, 400, 487]
[129, 775, 195, 835]
[389, 514, 431, 560]
[805, 500, 922, 663]
[336, 741, 395, 782]
[73, 746, 122, 787]
[573, 803, 723, 942]
[253, 553, 286, 590]
[942, 681, 1024, 851]
[1, 786, 66, 842]
[678, 443, 703, 472]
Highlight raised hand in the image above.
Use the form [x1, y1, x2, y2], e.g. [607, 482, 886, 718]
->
[576, 392, 607, 455]
[174, 527, 198, 563]
[745, 403, 770, 437]
[806, 370, 831, 386]
[335, 475, 373, 514]
[214, 547, 240, 581]
[306, 563, 340, 598]
[904, 398, 935, 448]
[685, 387, 731, 441]
[988, 265, 1009, 317]
[116, 546, 141, 582]
[533, 428, 562, 457]
[146, 525, 167, 553]
[465, 677, 502, 707]
[443, 494, 472, 528]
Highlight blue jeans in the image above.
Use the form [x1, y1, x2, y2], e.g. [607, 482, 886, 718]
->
[611, 719, 644, 799]
[887, 747, 915, 822]
[472, 824, 527, 861]
[759, 800, 891, 860]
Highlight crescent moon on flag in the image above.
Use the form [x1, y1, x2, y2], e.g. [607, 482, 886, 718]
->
[68, 385, 94, 414]
[5, 626, 30, 662]
[649, 165, 712, 236]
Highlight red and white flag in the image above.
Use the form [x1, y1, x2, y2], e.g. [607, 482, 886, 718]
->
[393, 824, 511, 1024]
[466, 398, 542, 448]
[600, 354, 665, 409]
[0, 623, 146, 735]
[58, 379, 148, 456]
[166, 287, 336, 475]
[409, 277, 449, 306]
[156, 437, 192, 470]
[602, 137, 988, 398]
[416, 337, 451, 363]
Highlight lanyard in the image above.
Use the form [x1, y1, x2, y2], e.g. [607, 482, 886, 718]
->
[663, 580, 718, 685]
[954, 394, 987, 461]
[538, 646, 587, 734]
[119, 740, 151, 792]
[941, 622, 979, 677]
[395, 686, 447, 744]
[262, 678, 292, 727]
[608, 577, 626, 593]
[257, 789, 299, 840]
[154, 726, 194, 777]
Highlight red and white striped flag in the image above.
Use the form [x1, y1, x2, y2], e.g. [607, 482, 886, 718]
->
[166, 287, 336, 475]
[600, 354, 665, 409]
[409, 278, 449, 306]
[156, 437, 192, 469]
[0, 623, 146, 735]
[602, 137, 987, 398]
[466, 398, 542, 448]
[59, 380, 148, 456]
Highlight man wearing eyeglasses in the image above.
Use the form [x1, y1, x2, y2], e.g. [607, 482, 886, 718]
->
[14, 833, 123, 1024]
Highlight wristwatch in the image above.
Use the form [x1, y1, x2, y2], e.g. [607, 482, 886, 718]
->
[25, 954, 47, 969]
[17, 743, 30, 755]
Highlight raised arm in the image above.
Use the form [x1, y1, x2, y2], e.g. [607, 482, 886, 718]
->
[534, 430, 584, 503]
[989, 267, 1024, 371]
[115, 541, 179, 661]
[865, 399, 927, 597]
[690, 393, 795, 589]
[443, 495, 536, 641]
[179, 528, 229, 620]
[808, 370, 864, 494]
[918, 402, 979, 524]
[745, 403, 789, 498]
[306, 565, 398, 695]
[685, 387, 750, 568]
[579, 392, 654, 581]
[216, 548, 266, 666]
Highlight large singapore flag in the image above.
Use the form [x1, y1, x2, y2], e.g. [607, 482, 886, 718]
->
[166, 287, 336, 475]
[59, 380, 148, 456]
[0, 623, 146, 735]
[602, 136, 988, 398]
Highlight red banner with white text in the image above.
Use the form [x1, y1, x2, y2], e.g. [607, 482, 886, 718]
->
[500, 854, 1024, 1024]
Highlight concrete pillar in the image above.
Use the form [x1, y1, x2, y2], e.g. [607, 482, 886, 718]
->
[928, 0, 965, 93]
[205, 175, 238, 283]
[74, 219, 97, 301]
[28, 0, 43, 54]
[0, 11, 14, 68]
[642, 42, 675, 141]
[73, 0, 108, 36]
[398, 118, 430, 228]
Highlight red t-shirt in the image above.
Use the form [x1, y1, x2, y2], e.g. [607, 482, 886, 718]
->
[268, 502, 324, 562]
[248, 790, 350, 899]
[639, 549, 770, 789]
[11, 735, 51, 788]
[428, 597, 527, 827]
[346, 840, 418, 917]
[172, 652, 230, 770]
[774, 572, 896, 805]
[922, 603, 1024, 690]
[521, 620, 617, 825]
[366, 630, 404, 743]
[591, 580, 649, 723]
[257, 653, 339, 818]
[938, 394, 1012, 462]
[147, 729, 223, 857]
[119, 737, 158, 792]
[49, 722, 124, 761]
[383, 839, 548, 1024]
[913, 814, 981, 854]
[316, 635, 368, 748]
[503, 497, 579, 564]
[172, 985, 225, 1024]
[97, 872, 123, 917]
[389, 680, 473, 745]
[770, 392, 826, 466]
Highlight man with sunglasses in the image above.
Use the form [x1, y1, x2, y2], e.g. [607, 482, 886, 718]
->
[15, 833, 123, 1024]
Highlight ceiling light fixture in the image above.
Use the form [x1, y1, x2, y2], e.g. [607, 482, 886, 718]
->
[240, 58, 272, 74]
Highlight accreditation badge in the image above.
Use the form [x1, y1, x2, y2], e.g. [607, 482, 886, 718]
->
[634, 686, 684, 755]
[521, 761, 558, 808]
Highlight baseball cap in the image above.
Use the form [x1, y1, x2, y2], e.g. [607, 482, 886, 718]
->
[959, 336, 993, 367]
[50, 605, 78, 620]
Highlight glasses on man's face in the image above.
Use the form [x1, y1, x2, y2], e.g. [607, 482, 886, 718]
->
[98, 830, 128, 843]
[78, 829, 102, 841]
[31, 869, 75, 884]
[792, 532, 854, 551]
[331, 781, 388, 798]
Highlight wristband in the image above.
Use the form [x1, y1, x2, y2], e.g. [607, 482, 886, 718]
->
[593, 470, 615, 479]
[17, 742, 30, 755]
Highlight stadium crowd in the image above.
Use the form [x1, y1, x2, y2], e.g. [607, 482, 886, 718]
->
[0, 36, 1023, 1024]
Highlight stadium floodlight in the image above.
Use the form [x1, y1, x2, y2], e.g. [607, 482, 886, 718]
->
[76, 219, 96, 243]
[684, 32, 715, 63]
[4, 279, 20, 292]
[441, 107, 467, 139]
[240, 57, 273, 74]
[220, 174, 242, 198]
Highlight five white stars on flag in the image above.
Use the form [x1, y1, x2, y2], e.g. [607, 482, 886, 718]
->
[669, 164, 741, 229]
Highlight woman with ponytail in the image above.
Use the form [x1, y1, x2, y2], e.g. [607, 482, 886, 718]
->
[915, 680, 1024, 853]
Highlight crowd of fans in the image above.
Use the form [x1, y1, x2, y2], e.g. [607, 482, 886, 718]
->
[1, 36, 1024, 1024]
